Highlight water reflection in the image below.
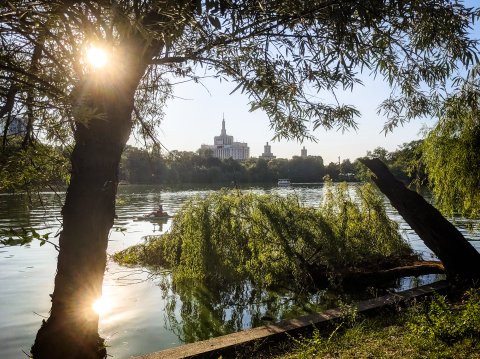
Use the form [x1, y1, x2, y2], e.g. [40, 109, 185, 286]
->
[162, 280, 323, 343]
[160, 273, 448, 344]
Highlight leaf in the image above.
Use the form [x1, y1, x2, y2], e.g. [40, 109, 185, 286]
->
[229, 81, 244, 95]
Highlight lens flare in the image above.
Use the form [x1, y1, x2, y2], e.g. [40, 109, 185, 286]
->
[86, 46, 108, 68]
[92, 296, 108, 315]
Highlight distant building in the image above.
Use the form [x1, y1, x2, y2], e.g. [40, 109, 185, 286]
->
[259, 142, 276, 160]
[301, 146, 307, 158]
[201, 117, 250, 160]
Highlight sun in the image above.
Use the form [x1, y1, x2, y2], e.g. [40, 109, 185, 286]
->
[86, 46, 108, 68]
[92, 296, 109, 315]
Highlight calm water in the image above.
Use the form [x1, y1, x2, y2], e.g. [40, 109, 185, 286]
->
[0, 184, 479, 359]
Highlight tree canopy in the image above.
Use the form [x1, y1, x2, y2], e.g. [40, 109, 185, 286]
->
[1, 0, 478, 149]
[119, 146, 329, 184]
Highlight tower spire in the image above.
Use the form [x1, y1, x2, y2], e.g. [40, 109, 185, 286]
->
[221, 114, 226, 136]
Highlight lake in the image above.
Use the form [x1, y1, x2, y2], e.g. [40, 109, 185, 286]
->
[1, 184, 479, 359]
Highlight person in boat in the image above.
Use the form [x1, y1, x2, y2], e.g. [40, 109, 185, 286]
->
[148, 205, 169, 218]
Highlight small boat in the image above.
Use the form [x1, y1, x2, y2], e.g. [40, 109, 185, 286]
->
[277, 179, 291, 187]
[135, 214, 171, 222]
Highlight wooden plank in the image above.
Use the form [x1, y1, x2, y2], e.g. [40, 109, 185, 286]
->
[131, 280, 449, 359]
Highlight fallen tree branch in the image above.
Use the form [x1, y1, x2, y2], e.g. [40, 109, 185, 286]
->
[360, 157, 480, 280]
[342, 261, 445, 286]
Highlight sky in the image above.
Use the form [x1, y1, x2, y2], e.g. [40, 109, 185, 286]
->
[156, 75, 432, 164]
[147, 1, 479, 165]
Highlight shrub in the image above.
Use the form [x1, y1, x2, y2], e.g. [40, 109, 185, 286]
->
[408, 289, 480, 345]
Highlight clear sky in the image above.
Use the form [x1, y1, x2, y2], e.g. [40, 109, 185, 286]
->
[156, 75, 431, 164]
[152, 1, 479, 164]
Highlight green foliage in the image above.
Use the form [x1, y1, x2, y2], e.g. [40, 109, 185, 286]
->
[0, 227, 56, 249]
[2, 0, 479, 147]
[119, 146, 331, 184]
[0, 140, 70, 192]
[354, 141, 426, 186]
[114, 184, 412, 342]
[114, 183, 412, 290]
[422, 88, 480, 218]
[389, 140, 426, 187]
[278, 289, 480, 359]
[408, 289, 480, 345]
[321, 182, 411, 267]
[280, 309, 401, 359]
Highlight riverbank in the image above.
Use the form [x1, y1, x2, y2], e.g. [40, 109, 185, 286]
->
[1, 184, 478, 359]
[131, 282, 480, 359]
[269, 286, 480, 359]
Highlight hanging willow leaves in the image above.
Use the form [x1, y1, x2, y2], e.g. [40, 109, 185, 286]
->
[422, 74, 480, 219]
[114, 183, 412, 290]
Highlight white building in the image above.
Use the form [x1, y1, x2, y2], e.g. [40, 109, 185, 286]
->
[201, 117, 250, 160]
[259, 142, 276, 160]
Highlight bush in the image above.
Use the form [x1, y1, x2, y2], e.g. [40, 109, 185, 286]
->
[408, 289, 480, 345]
[280, 289, 480, 359]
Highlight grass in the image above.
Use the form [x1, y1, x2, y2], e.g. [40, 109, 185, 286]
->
[255, 288, 480, 359]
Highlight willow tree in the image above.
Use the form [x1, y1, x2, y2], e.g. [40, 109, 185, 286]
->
[0, 1, 478, 358]
[423, 67, 480, 219]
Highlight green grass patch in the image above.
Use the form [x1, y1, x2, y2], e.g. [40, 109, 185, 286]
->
[274, 288, 480, 359]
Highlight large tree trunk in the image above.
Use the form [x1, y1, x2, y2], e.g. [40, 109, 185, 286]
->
[360, 158, 480, 280]
[31, 56, 151, 359]
[30, 4, 191, 356]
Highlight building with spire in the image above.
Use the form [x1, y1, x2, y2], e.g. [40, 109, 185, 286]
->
[214, 117, 233, 147]
[259, 142, 276, 160]
[201, 116, 250, 160]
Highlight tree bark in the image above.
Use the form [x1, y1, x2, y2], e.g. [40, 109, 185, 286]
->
[1, 82, 18, 148]
[31, 43, 155, 358]
[360, 158, 480, 280]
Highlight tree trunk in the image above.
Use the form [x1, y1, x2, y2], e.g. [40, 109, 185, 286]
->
[31, 67, 145, 358]
[1, 82, 17, 148]
[30, 4, 189, 357]
[360, 158, 480, 280]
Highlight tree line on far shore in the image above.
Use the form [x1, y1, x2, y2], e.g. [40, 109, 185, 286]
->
[118, 140, 425, 185]
[0, 138, 426, 190]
